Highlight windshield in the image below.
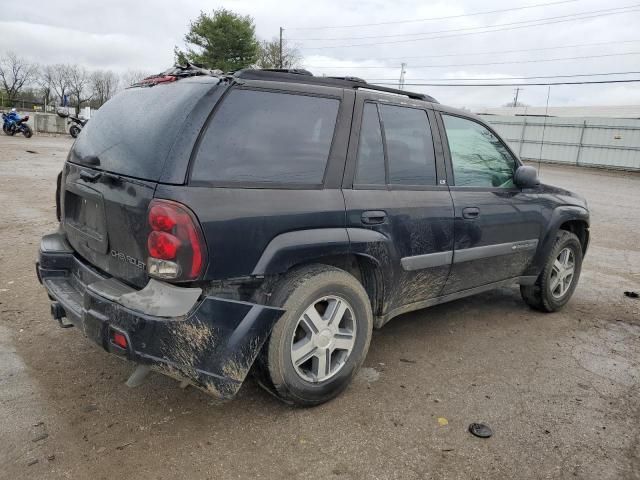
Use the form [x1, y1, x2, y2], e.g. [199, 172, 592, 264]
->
[69, 79, 218, 181]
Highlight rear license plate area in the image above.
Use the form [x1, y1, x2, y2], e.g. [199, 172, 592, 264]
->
[63, 184, 108, 253]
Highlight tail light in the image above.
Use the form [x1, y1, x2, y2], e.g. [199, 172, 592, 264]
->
[146, 199, 207, 281]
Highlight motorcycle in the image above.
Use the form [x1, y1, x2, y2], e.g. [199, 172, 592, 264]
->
[2, 112, 33, 138]
[68, 115, 88, 138]
[57, 110, 88, 138]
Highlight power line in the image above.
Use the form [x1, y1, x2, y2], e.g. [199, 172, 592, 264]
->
[305, 51, 640, 69]
[297, 6, 640, 49]
[372, 79, 640, 86]
[285, 0, 580, 30]
[363, 71, 640, 81]
[290, 4, 629, 41]
[362, 39, 640, 62]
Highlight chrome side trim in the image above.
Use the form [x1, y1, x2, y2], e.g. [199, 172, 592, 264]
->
[401, 251, 453, 271]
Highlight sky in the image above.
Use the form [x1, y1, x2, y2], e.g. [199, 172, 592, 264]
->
[1, 0, 640, 109]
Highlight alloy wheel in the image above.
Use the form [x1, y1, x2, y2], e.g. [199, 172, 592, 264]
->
[290, 295, 357, 383]
[550, 247, 575, 299]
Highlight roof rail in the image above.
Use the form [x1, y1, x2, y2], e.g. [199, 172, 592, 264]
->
[328, 75, 438, 103]
[259, 68, 314, 76]
[233, 68, 438, 104]
[328, 76, 368, 83]
[356, 83, 438, 103]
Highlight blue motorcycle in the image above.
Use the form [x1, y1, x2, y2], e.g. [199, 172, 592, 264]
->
[2, 111, 33, 138]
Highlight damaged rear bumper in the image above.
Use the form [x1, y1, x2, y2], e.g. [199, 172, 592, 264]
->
[36, 232, 284, 399]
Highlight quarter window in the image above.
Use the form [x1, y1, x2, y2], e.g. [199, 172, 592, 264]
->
[442, 115, 516, 188]
[192, 89, 340, 185]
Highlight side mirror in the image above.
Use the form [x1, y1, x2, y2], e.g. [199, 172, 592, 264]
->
[514, 165, 540, 188]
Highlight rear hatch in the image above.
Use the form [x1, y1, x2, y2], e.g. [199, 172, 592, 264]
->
[61, 77, 221, 287]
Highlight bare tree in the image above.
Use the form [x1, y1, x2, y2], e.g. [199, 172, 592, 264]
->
[91, 70, 119, 107]
[255, 39, 301, 69]
[0, 52, 38, 104]
[43, 64, 71, 106]
[121, 69, 152, 88]
[67, 65, 93, 111]
[37, 65, 54, 108]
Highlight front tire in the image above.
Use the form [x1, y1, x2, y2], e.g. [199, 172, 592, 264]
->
[521, 230, 583, 312]
[69, 125, 81, 138]
[258, 264, 373, 406]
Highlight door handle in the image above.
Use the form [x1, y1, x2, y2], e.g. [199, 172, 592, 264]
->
[80, 170, 102, 182]
[361, 210, 387, 225]
[462, 207, 480, 219]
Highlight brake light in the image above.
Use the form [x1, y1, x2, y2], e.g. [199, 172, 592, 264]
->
[148, 231, 181, 259]
[146, 199, 207, 280]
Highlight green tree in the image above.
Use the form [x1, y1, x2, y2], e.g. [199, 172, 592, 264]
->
[175, 9, 259, 72]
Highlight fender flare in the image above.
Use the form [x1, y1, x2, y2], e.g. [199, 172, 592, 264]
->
[251, 227, 395, 283]
[526, 205, 590, 276]
[251, 228, 352, 275]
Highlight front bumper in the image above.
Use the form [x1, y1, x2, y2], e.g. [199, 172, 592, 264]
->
[36, 232, 284, 399]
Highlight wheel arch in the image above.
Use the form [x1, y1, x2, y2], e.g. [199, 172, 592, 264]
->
[558, 218, 589, 254]
[525, 205, 590, 276]
[252, 228, 391, 322]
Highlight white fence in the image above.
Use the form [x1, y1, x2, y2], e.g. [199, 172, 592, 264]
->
[482, 115, 640, 171]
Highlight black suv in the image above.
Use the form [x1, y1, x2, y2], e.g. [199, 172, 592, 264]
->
[37, 67, 589, 406]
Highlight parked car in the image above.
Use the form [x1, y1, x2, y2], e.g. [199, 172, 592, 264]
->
[36, 67, 589, 406]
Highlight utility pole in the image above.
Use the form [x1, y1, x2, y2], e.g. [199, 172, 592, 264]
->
[512, 87, 522, 107]
[398, 63, 407, 90]
[279, 27, 284, 69]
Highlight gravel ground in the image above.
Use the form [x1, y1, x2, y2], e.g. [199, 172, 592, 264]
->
[0, 134, 639, 480]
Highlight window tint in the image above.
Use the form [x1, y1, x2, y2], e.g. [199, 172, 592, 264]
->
[192, 89, 340, 184]
[379, 104, 437, 186]
[72, 81, 214, 181]
[355, 103, 385, 185]
[442, 115, 516, 188]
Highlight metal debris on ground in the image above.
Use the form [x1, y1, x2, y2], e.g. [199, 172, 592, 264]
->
[469, 423, 493, 438]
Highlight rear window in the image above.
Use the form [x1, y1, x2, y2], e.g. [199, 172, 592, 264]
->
[70, 80, 216, 181]
[191, 89, 340, 185]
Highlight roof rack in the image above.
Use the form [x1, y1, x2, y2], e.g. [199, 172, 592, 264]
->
[235, 69, 438, 103]
[259, 68, 314, 76]
[326, 75, 437, 102]
[355, 84, 438, 103]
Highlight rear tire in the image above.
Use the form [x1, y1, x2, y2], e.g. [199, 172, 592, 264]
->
[69, 125, 81, 138]
[22, 126, 32, 138]
[257, 264, 373, 406]
[521, 230, 582, 312]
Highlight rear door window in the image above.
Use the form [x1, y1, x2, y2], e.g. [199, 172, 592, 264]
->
[379, 104, 437, 186]
[355, 103, 386, 185]
[192, 89, 340, 185]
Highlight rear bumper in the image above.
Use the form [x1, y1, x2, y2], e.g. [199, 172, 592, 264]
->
[36, 231, 284, 399]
